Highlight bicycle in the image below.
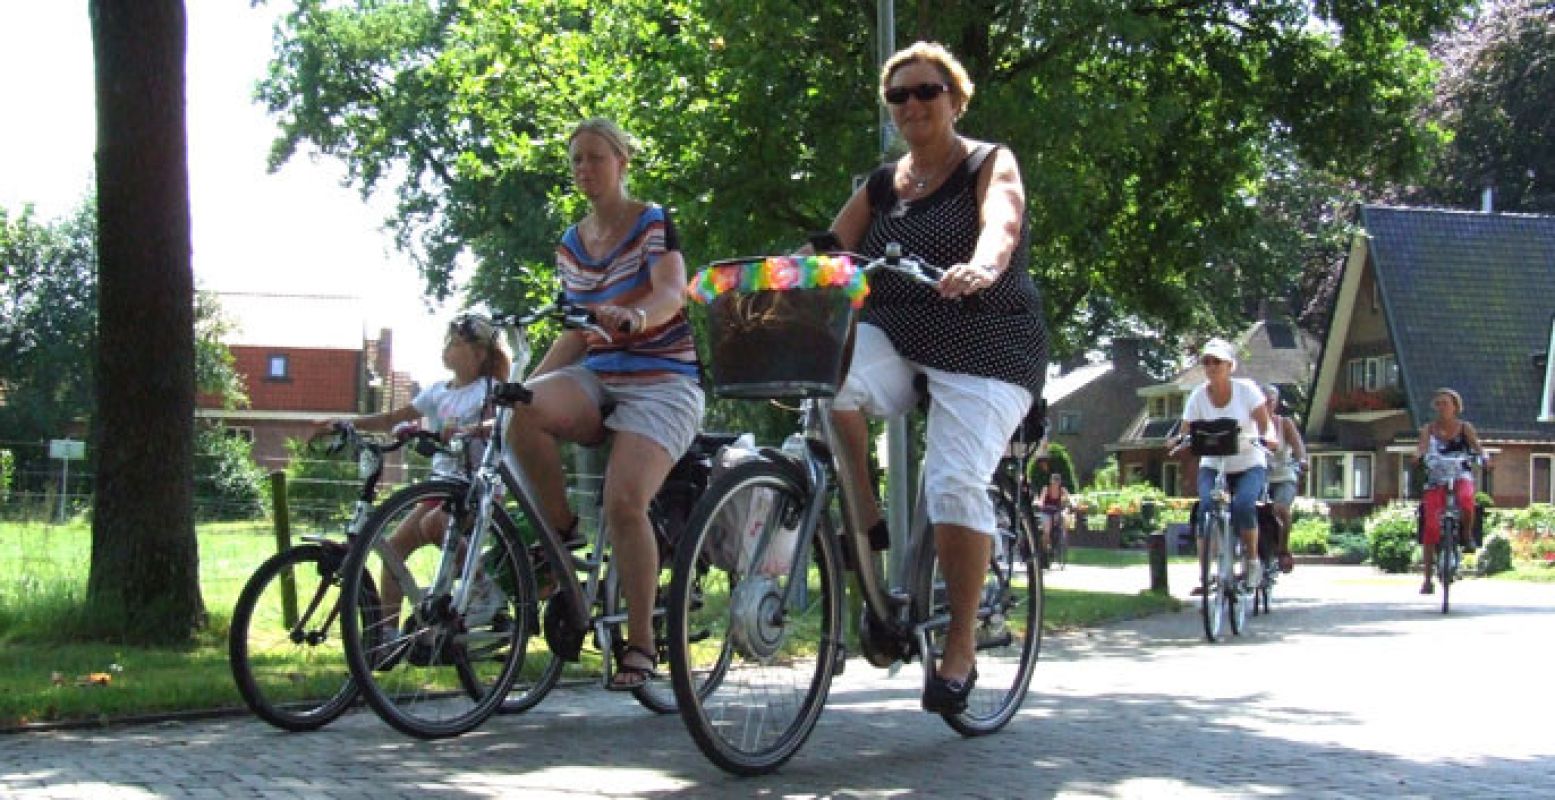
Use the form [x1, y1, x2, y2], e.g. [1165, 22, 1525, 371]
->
[1252, 458, 1300, 617]
[1173, 423, 1260, 642]
[666, 248, 1043, 775]
[1423, 451, 1478, 614]
[336, 300, 728, 738]
[227, 421, 442, 732]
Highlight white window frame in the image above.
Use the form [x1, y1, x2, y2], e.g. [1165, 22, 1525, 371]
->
[1309, 452, 1374, 502]
[1345, 355, 1399, 392]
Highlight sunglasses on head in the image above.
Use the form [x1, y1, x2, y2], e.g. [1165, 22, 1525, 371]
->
[884, 82, 949, 105]
[448, 314, 494, 343]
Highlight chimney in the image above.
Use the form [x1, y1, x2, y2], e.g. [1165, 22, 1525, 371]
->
[1111, 337, 1142, 373]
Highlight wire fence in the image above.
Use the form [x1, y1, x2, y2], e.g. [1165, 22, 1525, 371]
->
[0, 440, 607, 626]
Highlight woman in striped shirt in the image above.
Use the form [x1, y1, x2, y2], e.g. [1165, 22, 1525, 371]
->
[505, 118, 705, 690]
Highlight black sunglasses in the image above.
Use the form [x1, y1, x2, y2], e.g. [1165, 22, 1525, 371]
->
[448, 313, 493, 343]
[884, 82, 949, 105]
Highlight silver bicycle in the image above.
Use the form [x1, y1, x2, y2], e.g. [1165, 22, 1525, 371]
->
[336, 300, 725, 738]
[666, 248, 1043, 775]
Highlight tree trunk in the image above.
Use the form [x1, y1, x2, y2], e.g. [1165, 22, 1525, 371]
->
[86, 0, 203, 642]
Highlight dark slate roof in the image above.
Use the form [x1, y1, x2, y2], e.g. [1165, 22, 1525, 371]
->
[1363, 205, 1555, 440]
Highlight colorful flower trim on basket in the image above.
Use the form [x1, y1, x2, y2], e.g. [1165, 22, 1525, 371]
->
[687, 255, 869, 308]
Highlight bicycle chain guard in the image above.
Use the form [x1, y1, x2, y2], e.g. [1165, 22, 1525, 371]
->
[857, 609, 908, 668]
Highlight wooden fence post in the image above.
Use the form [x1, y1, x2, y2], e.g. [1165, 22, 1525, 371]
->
[269, 470, 298, 628]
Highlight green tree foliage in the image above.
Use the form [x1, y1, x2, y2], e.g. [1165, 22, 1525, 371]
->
[1030, 440, 1078, 492]
[259, 0, 1467, 355]
[1413, 0, 1555, 213]
[0, 205, 97, 488]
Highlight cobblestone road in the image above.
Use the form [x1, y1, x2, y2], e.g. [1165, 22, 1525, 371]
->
[3, 564, 1552, 798]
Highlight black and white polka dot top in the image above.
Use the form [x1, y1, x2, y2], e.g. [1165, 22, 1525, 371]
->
[857, 141, 1049, 395]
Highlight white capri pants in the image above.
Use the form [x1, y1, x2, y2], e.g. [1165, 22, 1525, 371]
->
[832, 323, 1032, 536]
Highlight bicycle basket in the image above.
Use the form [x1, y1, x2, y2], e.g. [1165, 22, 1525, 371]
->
[1189, 419, 1241, 457]
[1424, 455, 1468, 487]
[690, 255, 868, 400]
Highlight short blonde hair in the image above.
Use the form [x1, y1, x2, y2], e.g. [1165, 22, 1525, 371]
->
[567, 117, 635, 160]
[880, 41, 975, 115]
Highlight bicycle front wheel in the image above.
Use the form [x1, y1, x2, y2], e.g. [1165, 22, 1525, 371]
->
[1439, 518, 1457, 614]
[340, 479, 535, 738]
[1229, 535, 1249, 636]
[928, 485, 1043, 736]
[1200, 517, 1226, 642]
[667, 458, 841, 776]
[228, 543, 370, 731]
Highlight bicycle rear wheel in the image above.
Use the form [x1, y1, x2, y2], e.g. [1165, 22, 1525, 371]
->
[340, 479, 535, 738]
[927, 485, 1043, 736]
[229, 543, 371, 731]
[667, 458, 841, 776]
[1200, 517, 1226, 642]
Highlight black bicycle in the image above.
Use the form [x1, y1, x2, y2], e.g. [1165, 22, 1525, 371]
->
[1424, 451, 1478, 614]
[227, 422, 442, 731]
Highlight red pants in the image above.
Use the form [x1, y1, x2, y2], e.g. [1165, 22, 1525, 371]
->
[1421, 479, 1475, 546]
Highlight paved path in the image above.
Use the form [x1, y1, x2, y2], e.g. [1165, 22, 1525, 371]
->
[4, 564, 1553, 798]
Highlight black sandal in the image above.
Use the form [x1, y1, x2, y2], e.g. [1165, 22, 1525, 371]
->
[608, 644, 658, 691]
[922, 667, 977, 714]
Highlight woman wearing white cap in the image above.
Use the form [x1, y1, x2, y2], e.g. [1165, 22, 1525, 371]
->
[1174, 338, 1273, 593]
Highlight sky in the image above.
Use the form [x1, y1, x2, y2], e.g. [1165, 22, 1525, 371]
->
[0, 2, 461, 384]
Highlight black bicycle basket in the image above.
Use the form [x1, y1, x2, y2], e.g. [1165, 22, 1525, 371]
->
[1189, 419, 1241, 457]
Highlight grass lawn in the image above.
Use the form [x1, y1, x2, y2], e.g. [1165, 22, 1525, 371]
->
[3, 523, 1182, 729]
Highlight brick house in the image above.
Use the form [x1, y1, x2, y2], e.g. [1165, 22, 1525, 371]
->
[196, 294, 416, 473]
[1041, 337, 1155, 486]
[1110, 318, 1320, 497]
[1303, 204, 1555, 519]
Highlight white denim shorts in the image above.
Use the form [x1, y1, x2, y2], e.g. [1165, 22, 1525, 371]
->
[832, 324, 1032, 535]
[552, 364, 706, 460]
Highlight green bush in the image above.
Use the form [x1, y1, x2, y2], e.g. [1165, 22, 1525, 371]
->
[1367, 502, 1420, 573]
[193, 424, 268, 521]
[1029, 440, 1079, 494]
[1329, 531, 1369, 564]
[1288, 517, 1330, 555]
[281, 437, 358, 523]
[1478, 532, 1513, 575]
[0, 448, 11, 503]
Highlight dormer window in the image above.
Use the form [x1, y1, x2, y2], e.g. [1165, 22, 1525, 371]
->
[1540, 315, 1555, 423]
[267, 354, 290, 381]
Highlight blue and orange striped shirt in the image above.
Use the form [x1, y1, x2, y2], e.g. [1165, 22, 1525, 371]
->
[557, 204, 700, 383]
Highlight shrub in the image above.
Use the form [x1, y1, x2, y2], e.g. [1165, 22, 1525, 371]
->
[1287, 518, 1330, 555]
[1367, 502, 1420, 574]
[1029, 441, 1078, 494]
[0, 448, 11, 503]
[1329, 531, 1370, 564]
[1478, 532, 1513, 575]
[194, 424, 269, 521]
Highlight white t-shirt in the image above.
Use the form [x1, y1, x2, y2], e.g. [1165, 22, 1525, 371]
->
[412, 378, 490, 474]
[1182, 377, 1267, 474]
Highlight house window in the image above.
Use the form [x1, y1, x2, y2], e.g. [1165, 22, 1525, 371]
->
[1162, 462, 1181, 497]
[267, 354, 290, 381]
[1534, 455, 1553, 505]
[1345, 355, 1398, 392]
[224, 427, 255, 444]
[1057, 411, 1081, 435]
[1125, 463, 1146, 485]
[1310, 452, 1374, 501]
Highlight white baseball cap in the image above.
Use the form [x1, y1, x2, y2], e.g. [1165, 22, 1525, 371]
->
[1199, 338, 1237, 372]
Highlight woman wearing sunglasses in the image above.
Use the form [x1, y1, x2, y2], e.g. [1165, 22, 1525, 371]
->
[1174, 338, 1274, 595]
[818, 41, 1047, 714]
[506, 118, 705, 690]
